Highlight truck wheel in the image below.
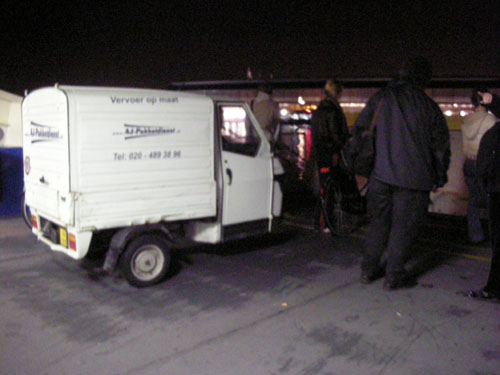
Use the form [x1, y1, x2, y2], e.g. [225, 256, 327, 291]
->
[21, 194, 32, 229]
[120, 235, 171, 287]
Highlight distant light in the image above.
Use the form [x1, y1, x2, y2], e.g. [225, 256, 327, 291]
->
[341, 102, 365, 108]
[298, 96, 306, 105]
[280, 109, 289, 117]
[223, 106, 246, 120]
[460, 110, 467, 117]
[453, 103, 458, 108]
[444, 110, 453, 117]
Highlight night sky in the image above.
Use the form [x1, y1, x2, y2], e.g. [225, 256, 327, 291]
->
[1, 1, 499, 95]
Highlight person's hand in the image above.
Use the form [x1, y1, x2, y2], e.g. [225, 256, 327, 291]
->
[432, 186, 444, 193]
[478, 92, 493, 105]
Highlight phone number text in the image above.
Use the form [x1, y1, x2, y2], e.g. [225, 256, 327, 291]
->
[114, 150, 181, 161]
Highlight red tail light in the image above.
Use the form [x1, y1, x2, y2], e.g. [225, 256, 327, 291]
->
[69, 234, 77, 251]
[319, 167, 330, 174]
[32, 215, 38, 229]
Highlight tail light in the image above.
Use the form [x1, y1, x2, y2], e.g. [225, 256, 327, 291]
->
[69, 234, 77, 251]
[32, 215, 38, 229]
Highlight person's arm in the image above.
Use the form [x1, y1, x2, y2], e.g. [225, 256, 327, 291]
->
[476, 129, 495, 183]
[430, 105, 451, 188]
[327, 108, 349, 153]
[479, 92, 500, 119]
[352, 92, 382, 137]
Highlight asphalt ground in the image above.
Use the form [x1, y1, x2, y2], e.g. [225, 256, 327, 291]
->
[1, 208, 499, 375]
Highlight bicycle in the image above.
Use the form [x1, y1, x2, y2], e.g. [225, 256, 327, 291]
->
[319, 165, 368, 236]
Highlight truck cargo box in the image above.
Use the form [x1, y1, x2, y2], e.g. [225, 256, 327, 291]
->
[23, 86, 217, 257]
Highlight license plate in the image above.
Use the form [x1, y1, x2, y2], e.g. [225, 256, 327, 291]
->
[59, 228, 68, 247]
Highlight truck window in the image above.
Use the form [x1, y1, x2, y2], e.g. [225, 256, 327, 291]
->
[219, 105, 261, 157]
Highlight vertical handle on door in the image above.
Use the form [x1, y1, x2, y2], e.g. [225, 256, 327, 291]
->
[226, 168, 232, 185]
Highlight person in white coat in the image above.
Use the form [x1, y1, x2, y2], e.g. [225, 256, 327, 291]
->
[252, 84, 279, 141]
[461, 89, 497, 243]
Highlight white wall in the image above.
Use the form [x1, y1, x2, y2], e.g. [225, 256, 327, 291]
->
[0, 90, 23, 148]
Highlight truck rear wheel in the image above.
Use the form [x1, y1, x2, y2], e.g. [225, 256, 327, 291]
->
[21, 194, 32, 229]
[120, 235, 171, 287]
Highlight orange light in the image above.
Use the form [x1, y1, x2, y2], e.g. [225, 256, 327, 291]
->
[319, 167, 330, 174]
[69, 234, 76, 251]
[32, 215, 38, 229]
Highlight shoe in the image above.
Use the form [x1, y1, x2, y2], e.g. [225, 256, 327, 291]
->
[383, 275, 417, 290]
[467, 288, 500, 301]
[360, 268, 385, 284]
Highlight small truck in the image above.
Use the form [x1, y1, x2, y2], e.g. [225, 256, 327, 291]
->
[22, 85, 284, 287]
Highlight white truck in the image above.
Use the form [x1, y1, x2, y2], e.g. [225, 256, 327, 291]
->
[22, 85, 284, 287]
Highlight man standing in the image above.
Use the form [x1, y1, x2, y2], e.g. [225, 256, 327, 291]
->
[467, 92, 500, 301]
[356, 57, 451, 290]
[310, 79, 350, 231]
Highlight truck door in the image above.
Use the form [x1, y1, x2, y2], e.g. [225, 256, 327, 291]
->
[22, 87, 72, 224]
[217, 103, 273, 238]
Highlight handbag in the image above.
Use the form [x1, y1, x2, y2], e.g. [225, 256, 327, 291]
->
[341, 99, 384, 178]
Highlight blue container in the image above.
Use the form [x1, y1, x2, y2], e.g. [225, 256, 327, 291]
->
[0, 147, 24, 217]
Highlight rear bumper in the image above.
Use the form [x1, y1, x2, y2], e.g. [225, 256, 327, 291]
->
[31, 213, 92, 260]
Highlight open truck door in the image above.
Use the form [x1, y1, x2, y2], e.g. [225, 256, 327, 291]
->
[217, 103, 274, 240]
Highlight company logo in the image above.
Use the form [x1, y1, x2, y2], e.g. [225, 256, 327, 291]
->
[114, 124, 178, 140]
[28, 122, 62, 143]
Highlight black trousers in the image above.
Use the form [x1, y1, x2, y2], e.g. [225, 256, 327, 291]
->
[361, 179, 429, 280]
[486, 192, 500, 294]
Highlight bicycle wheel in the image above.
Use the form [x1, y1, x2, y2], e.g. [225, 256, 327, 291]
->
[322, 178, 358, 236]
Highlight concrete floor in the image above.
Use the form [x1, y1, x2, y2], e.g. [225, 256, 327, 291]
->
[0, 213, 499, 375]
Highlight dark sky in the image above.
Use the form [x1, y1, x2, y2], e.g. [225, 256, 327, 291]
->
[1, 1, 499, 95]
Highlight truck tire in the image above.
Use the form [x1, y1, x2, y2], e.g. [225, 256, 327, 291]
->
[21, 194, 32, 229]
[119, 234, 171, 287]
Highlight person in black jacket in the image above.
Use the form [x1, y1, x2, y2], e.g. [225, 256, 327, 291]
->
[310, 79, 350, 231]
[467, 92, 500, 301]
[356, 57, 451, 290]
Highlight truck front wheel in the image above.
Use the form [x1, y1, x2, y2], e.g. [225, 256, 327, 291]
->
[120, 235, 171, 287]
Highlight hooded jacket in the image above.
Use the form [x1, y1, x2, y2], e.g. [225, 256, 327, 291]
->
[352, 80, 450, 191]
[461, 111, 496, 159]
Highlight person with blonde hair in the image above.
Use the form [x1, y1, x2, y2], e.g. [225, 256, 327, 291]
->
[310, 79, 350, 231]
